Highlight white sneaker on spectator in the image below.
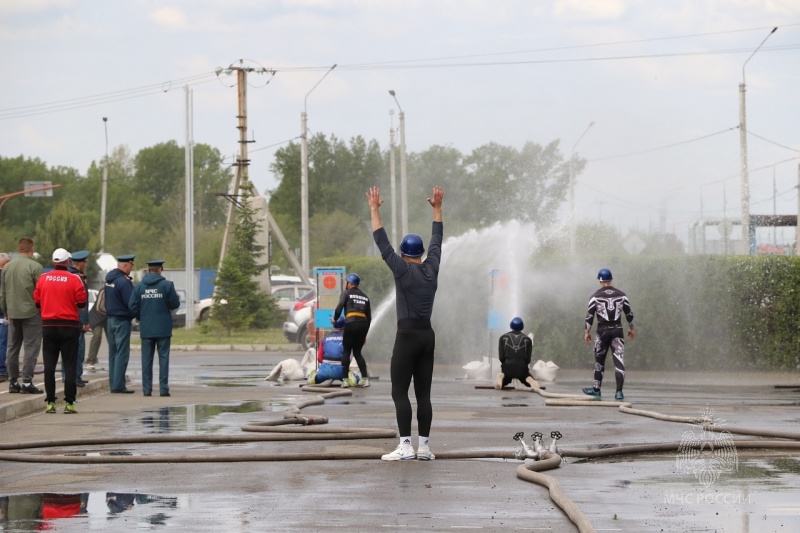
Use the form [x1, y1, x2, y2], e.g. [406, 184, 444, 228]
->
[417, 445, 435, 461]
[381, 444, 416, 461]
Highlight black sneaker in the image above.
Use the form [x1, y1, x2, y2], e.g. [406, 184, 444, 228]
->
[9, 381, 21, 393]
[21, 383, 44, 394]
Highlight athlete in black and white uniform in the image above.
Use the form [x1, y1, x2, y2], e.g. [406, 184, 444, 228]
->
[495, 317, 537, 390]
[368, 185, 443, 461]
[583, 268, 635, 400]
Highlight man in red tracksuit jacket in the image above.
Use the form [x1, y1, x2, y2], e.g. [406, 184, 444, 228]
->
[33, 248, 87, 414]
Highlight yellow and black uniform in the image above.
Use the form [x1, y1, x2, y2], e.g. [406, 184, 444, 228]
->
[333, 285, 371, 380]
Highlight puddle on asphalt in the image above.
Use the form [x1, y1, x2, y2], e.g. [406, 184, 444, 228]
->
[193, 374, 267, 388]
[3, 483, 799, 530]
[0, 492, 177, 527]
[200, 363, 274, 367]
[120, 401, 267, 434]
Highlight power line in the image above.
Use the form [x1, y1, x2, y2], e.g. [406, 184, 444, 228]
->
[587, 126, 739, 163]
[748, 131, 800, 153]
[276, 23, 800, 71]
[0, 73, 219, 120]
[3, 25, 800, 120]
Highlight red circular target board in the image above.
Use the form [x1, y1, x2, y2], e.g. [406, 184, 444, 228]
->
[323, 274, 337, 290]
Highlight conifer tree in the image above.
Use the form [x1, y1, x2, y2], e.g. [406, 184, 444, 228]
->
[212, 185, 276, 334]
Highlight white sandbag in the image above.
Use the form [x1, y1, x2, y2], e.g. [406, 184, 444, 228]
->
[531, 360, 559, 382]
[462, 356, 492, 380]
[265, 358, 306, 381]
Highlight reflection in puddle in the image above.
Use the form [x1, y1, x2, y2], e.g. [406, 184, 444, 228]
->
[122, 401, 266, 434]
[195, 374, 268, 388]
[0, 492, 177, 528]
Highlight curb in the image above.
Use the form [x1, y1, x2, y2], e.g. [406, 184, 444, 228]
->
[129, 344, 303, 352]
[0, 378, 109, 424]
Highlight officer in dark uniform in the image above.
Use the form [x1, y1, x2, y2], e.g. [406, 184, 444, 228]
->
[105, 253, 136, 393]
[67, 250, 90, 387]
[333, 273, 371, 387]
[495, 317, 538, 390]
[583, 268, 635, 401]
[128, 260, 180, 397]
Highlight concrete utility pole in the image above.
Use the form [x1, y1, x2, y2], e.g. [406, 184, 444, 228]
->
[300, 64, 336, 276]
[740, 27, 777, 254]
[796, 163, 800, 256]
[184, 86, 196, 328]
[217, 62, 268, 275]
[100, 117, 109, 252]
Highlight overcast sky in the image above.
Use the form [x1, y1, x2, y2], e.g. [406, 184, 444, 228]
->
[2, 0, 799, 247]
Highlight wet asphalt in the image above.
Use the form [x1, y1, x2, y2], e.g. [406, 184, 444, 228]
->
[1, 345, 800, 532]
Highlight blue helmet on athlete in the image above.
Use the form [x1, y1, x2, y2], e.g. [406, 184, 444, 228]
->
[597, 268, 613, 282]
[346, 273, 361, 286]
[333, 316, 346, 329]
[510, 317, 524, 331]
[400, 233, 425, 258]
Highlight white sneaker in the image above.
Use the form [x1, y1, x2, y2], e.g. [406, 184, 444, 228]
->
[417, 445, 435, 461]
[381, 445, 416, 461]
[87, 365, 96, 371]
[494, 372, 504, 390]
[360, 378, 370, 388]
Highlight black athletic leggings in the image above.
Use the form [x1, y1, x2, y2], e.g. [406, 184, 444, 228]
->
[341, 321, 370, 378]
[390, 327, 435, 437]
[593, 327, 625, 391]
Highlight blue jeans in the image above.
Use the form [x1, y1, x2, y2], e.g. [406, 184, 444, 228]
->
[106, 317, 132, 391]
[141, 337, 171, 395]
[0, 319, 7, 375]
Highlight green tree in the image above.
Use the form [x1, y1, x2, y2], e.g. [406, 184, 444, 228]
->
[212, 186, 276, 334]
[0, 155, 82, 246]
[269, 133, 383, 271]
[458, 140, 572, 229]
[34, 203, 97, 260]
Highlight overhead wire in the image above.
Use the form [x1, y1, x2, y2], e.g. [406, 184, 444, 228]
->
[0, 73, 220, 120]
[3, 23, 800, 120]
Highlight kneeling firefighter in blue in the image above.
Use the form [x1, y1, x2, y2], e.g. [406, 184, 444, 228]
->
[309, 316, 359, 386]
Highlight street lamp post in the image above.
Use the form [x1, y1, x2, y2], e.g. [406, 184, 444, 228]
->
[300, 64, 336, 275]
[569, 121, 594, 254]
[389, 90, 408, 236]
[740, 27, 777, 254]
[389, 110, 398, 246]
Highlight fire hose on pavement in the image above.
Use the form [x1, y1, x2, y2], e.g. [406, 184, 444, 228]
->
[2, 382, 800, 533]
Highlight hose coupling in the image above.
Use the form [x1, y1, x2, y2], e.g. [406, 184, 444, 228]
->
[548, 431, 563, 454]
